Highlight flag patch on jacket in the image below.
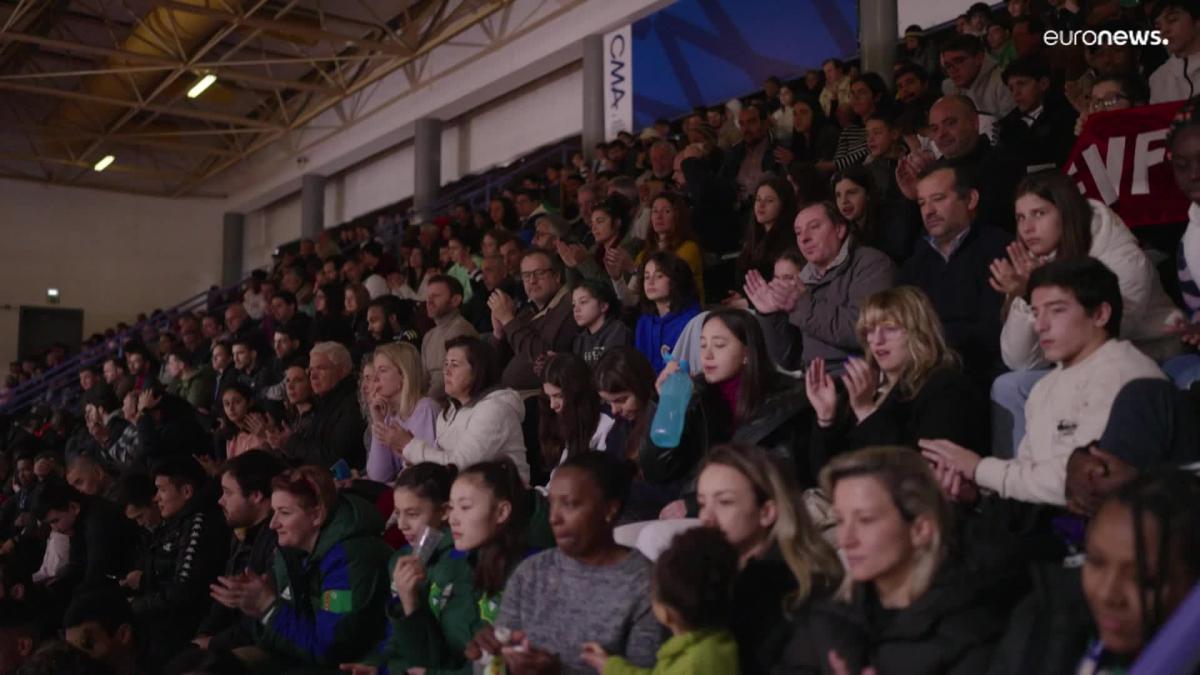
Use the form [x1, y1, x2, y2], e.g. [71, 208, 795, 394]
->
[322, 589, 352, 613]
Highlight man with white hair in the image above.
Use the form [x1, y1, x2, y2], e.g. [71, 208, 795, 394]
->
[283, 342, 366, 469]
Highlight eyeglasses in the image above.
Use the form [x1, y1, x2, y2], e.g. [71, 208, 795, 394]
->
[520, 268, 555, 282]
[1088, 94, 1128, 111]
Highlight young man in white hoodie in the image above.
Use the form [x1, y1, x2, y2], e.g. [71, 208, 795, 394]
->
[921, 257, 1165, 506]
[1150, 0, 1200, 103]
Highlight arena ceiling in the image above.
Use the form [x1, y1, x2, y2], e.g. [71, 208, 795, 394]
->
[0, 0, 512, 197]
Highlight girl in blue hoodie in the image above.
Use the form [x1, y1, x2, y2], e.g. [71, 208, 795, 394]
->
[635, 252, 701, 374]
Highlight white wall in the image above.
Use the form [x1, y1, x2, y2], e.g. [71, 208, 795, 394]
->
[0, 178, 224, 364]
[239, 63, 585, 265]
[898, 0, 986, 35]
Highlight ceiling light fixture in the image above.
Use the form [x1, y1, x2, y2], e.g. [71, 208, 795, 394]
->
[93, 155, 115, 172]
[187, 73, 217, 99]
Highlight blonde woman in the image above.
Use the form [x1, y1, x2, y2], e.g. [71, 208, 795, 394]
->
[806, 286, 986, 466]
[694, 444, 843, 675]
[365, 343, 439, 483]
[779, 446, 1004, 673]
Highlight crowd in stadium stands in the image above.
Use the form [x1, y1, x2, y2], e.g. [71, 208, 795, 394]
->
[6, 0, 1200, 673]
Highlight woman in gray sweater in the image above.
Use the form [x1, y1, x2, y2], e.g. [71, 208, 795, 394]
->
[469, 453, 664, 674]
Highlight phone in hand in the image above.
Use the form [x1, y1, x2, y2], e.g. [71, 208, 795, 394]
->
[330, 459, 352, 481]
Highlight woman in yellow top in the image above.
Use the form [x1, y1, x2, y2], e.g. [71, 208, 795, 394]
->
[608, 192, 706, 305]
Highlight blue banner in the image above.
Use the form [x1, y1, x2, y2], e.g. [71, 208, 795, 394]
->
[632, 0, 859, 128]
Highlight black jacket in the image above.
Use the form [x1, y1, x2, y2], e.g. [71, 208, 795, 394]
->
[640, 378, 815, 491]
[284, 375, 366, 470]
[681, 156, 741, 254]
[65, 495, 140, 589]
[811, 368, 987, 468]
[137, 392, 210, 464]
[985, 563, 1092, 675]
[196, 518, 279, 652]
[733, 550, 806, 675]
[776, 561, 1007, 675]
[132, 497, 230, 659]
[946, 136, 1024, 232]
[996, 99, 1079, 172]
[899, 226, 1012, 388]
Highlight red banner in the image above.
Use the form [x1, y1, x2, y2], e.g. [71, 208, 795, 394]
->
[1065, 101, 1189, 228]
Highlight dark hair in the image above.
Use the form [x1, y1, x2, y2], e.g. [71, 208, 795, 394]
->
[64, 587, 135, 633]
[788, 162, 833, 206]
[894, 62, 928, 85]
[456, 459, 529, 596]
[273, 290, 298, 308]
[1152, 0, 1200, 21]
[592, 195, 633, 243]
[394, 462, 456, 504]
[640, 251, 698, 315]
[367, 294, 409, 326]
[1026, 257, 1123, 337]
[116, 471, 157, 509]
[32, 479, 81, 521]
[1002, 55, 1050, 84]
[442, 336, 500, 411]
[219, 381, 255, 422]
[940, 33, 985, 56]
[518, 247, 565, 282]
[84, 384, 120, 414]
[643, 192, 696, 256]
[273, 323, 304, 344]
[835, 166, 881, 246]
[1104, 469, 1200, 645]
[822, 57, 846, 72]
[1095, 74, 1151, 107]
[593, 347, 657, 460]
[850, 72, 891, 119]
[488, 196, 521, 231]
[654, 527, 739, 630]
[151, 455, 207, 493]
[916, 160, 975, 200]
[966, 1, 991, 19]
[426, 274, 465, 299]
[738, 175, 799, 281]
[317, 282, 346, 317]
[701, 309, 789, 421]
[220, 450, 287, 500]
[573, 279, 621, 323]
[538, 354, 603, 467]
[558, 452, 634, 519]
[1014, 171, 1094, 259]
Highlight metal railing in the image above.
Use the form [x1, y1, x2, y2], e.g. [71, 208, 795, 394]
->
[1, 278, 254, 416]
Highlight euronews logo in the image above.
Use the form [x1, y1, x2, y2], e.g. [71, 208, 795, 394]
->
[1043, 29, 1167, 46]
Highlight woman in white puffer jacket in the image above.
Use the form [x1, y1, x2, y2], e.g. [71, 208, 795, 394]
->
[997, 180, 1184, 368]
[988, 171, 1182, 455]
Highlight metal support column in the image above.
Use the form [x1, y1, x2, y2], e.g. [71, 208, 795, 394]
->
[221, 211, 245, 286]
[413, 117, 443, 224]
[860, 0, 898, 86]
[582, 33, 605, 151]
[300, 173, 325, 239]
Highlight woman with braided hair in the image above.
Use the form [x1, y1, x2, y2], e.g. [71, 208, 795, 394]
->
[1077, 469, 1200, 673]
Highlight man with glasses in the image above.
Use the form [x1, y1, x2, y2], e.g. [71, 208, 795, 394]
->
[939, 34, 1015, 119]
[488, 248, 579, 390]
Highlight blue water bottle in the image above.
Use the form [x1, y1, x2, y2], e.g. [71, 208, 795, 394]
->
[650, 359, 692, 448]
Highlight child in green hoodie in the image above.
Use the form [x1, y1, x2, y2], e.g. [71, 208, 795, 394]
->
[580, 527, 741, 675]
[341, 459, 531, 675]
